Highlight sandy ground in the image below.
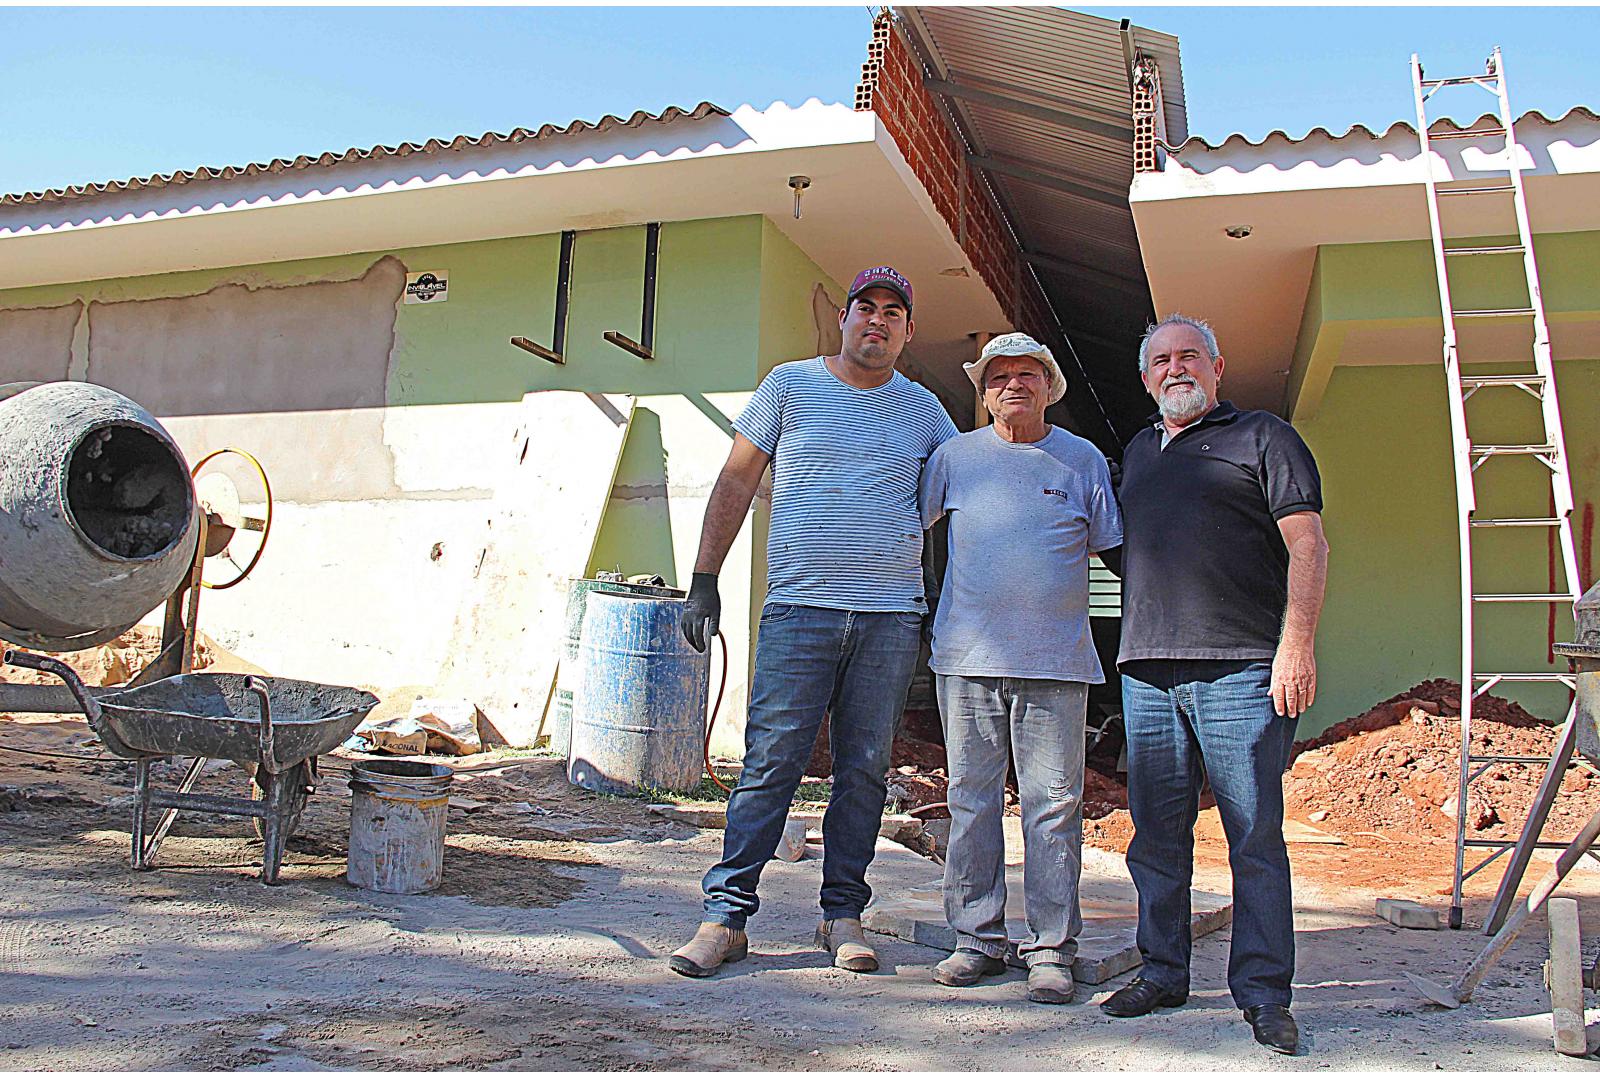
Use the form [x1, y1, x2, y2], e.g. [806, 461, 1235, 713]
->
[2, 712, 1599, 1072]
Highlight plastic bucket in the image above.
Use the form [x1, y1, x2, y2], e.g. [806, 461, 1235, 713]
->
[346, 760, 453, 894]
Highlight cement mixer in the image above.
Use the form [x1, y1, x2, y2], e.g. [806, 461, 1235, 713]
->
[0, 379, 275, 699]
[0, 380, 201, 651]
[0, 380, 384, 884]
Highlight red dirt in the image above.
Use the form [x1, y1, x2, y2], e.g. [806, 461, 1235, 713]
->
[1284, 700, 1593, 844]
[1084, 679, 1597, 896]
[798, 679, 1592, 897]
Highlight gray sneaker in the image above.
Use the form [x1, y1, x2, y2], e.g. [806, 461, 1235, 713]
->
[934, 948, 1008, 986]
[1027, 962, 1076, 1004]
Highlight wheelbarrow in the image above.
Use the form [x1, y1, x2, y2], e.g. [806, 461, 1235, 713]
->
[3, 648, 378, 883]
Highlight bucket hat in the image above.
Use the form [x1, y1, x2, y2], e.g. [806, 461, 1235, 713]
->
[964, 331, 1067, 405]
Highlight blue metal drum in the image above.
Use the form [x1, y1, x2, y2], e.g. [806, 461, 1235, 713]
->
[549, 578, 683, 759]
[568, 590, 710, 795]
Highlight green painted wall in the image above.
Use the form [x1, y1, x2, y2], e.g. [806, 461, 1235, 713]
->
[0, 216, 770, 406]
[1290, 229, 1600, 735]
[583, 218, 844, 593]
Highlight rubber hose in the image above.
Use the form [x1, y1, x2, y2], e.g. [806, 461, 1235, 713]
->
[703, 630, 733, 794]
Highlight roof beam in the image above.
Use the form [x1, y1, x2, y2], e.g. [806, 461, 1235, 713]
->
[924, 77, 1133, 144]
[1022, 250, 1149, 297]
[968, 153, 1129, 211]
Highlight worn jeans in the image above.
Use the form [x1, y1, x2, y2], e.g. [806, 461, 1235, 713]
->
[701, 604, 923, 929]
[937, 674, 1088, 967]
[1120, 659, 1298, 1009]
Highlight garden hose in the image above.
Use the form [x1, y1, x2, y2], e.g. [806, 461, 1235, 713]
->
[702, 630, 733, 794]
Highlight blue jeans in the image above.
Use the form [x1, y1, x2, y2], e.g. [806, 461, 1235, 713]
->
[702, 603, 922, 929]
[1120, 659, 1298, 1009]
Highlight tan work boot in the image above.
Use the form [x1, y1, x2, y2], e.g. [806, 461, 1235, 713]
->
[815, 917, 879, 972]
[1027, 962, 1076, 1004]
[668, 922, 748, 978]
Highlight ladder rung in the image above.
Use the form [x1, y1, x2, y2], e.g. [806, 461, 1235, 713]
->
[1468, 754, 1564, 765]
[1454, 307, 1536, 319]
[1470, 443, 1553, 456]
[1469, 517, 1562, 528]
[1444, 244, 1525, 257]
[1471, 592, 1578, 603]
[1422, 76, 1497, 88]
[1465, 840, 1600, 851]
[1437, 184, 1515, 197]
[1430, 126, 1508, 141]
[1475, 671, 1577, 681]
[1460, 374, 1544, 388]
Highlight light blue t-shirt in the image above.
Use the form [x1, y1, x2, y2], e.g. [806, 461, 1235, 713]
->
[920, 425, 1123, 682]
[734, 357, 958, 613]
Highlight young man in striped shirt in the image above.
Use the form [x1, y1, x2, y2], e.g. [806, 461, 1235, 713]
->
[669, 267, 959, 978]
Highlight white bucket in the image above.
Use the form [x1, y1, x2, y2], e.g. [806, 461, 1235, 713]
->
[347, 760, 453, 894]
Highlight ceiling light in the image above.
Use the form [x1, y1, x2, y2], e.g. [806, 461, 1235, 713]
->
[938, 267, 971, 278]
[788, 175, 811, 220]
[1224, 224, 1253, 239]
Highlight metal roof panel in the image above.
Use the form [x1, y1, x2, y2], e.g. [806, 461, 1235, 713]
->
[2, 102, 730, 207]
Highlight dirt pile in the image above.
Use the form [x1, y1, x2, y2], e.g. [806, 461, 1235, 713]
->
[1084, 679, 1595, 857]
[1285, 690, 1594, 842]
[0, 626, 219, 688]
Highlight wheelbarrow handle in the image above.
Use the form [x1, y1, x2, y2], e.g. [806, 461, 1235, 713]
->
[247, 675, 275, 774]
[2, 648, 102, 726]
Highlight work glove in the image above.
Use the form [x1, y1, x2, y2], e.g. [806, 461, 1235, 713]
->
[681, 572, 721, 653]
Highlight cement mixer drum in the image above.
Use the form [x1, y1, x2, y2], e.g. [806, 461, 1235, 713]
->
[0, 381, 200, 651]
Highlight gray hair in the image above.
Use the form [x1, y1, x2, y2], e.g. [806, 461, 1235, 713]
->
[1137, 313, 1219, 373]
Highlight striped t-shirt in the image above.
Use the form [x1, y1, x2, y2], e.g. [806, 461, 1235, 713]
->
[734, 357, 958, 613]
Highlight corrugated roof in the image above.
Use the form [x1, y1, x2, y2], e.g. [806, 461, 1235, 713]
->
[1172, 105, 1600, 155]
[893, 5, 1186, 441]
[1, 102, 729, 207]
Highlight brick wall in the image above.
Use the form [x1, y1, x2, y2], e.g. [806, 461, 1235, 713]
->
[855, 11, 1054, 344]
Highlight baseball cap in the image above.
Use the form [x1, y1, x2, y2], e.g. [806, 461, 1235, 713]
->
[964, 332, 1068, 405]
[846, 266, 913, 313]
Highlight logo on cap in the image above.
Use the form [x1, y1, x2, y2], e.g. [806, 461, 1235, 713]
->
[847, 266, 913, 313]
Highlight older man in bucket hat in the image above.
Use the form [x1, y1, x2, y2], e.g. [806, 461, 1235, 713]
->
[919, 332, 1122, 1003]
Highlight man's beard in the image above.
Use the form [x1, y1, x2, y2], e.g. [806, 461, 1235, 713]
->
[1158, 379, 1210, 424]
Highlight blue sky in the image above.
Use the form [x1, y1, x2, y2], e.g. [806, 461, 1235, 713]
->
[4, 6, 1596, 197]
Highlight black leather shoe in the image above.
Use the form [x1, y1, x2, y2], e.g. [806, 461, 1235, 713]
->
[1243, 1004, 1299, 1054]
[1098, 977, 1188, 1017]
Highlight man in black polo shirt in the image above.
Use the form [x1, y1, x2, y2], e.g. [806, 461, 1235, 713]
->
[1099, 313, 1328, 1055]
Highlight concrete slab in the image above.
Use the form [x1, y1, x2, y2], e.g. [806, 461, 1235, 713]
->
[1375, 897, 1442, 930]
[863, 840, 1232, 985]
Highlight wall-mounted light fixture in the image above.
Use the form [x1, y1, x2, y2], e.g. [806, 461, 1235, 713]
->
[789, 175, 811, 220]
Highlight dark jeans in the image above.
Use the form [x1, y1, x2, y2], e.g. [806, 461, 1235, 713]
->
[702, 603, 922, 929]
[1120, 659, 1298, 1009]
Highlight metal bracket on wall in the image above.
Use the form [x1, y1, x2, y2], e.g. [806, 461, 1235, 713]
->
[510, 229, 576, 365]
[604, 222, 660, 360]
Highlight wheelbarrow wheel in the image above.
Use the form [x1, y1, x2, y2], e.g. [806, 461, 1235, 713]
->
[249, 761, 311, 841]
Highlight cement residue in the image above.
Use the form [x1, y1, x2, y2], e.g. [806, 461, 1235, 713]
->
[66, 424, 190, 558]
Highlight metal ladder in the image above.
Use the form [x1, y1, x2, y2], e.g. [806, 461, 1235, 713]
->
[1410, 47, 1588, 932]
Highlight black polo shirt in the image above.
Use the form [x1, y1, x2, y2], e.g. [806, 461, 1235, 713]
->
[1116, 401, 1322, 665]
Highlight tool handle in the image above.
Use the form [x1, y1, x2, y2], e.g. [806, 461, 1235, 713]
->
[247, 675, 275, 774]
[2, 648, 102, 727]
